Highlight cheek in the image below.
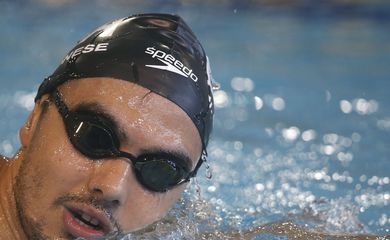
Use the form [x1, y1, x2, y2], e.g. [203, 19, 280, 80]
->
[25, 126, 93, 197]
[118, 185, 186, 232]
[16, 140, 94, 234]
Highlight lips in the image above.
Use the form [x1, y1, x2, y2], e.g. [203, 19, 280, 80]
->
[63, 204, 114, 238]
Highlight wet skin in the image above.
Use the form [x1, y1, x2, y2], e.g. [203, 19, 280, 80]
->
[0, 78, 202, 239]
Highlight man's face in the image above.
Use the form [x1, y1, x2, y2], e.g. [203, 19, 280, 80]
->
[15, 78, 202, 239]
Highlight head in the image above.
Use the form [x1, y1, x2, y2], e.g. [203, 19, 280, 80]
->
[13, 13, 214, 239]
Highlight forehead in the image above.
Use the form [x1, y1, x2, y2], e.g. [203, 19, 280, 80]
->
[57, 77, 202, 163]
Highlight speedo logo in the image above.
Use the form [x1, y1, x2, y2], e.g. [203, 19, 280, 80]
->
[145, 47, 198, 82]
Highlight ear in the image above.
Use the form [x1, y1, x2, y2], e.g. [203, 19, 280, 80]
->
[19, 99, 47, 149]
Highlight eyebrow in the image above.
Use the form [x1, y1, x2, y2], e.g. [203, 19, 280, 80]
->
[73, 102, 128, 143]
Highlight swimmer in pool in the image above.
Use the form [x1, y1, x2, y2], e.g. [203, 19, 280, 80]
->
[0, 13, 385, 240]
[0, 13, 214, 239]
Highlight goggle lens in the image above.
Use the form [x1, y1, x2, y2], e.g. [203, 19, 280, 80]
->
[70, 120, 118, 158]
[135, 159, 183, 192]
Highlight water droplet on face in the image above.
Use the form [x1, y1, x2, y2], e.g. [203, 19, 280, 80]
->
[115, 96, 123, 102]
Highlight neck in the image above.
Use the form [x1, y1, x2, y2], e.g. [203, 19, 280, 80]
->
[0, 152, 27, 240]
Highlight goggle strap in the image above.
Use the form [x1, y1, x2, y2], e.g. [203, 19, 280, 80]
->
[50, 90, 71, 119]
[189, 149, 207, 179]
[49, 88, 208, 192]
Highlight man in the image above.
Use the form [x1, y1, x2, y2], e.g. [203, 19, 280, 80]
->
[0, 13, 214, 239]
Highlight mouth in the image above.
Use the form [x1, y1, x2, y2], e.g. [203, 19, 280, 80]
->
[63, 204, 114, 238]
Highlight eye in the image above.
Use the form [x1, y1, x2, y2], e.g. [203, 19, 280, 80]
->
[71, 120, 118, 157]
[82, 123, 111, 148]
[135, 159, 182, 192]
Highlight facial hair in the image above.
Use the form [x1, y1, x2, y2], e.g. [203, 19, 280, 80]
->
[13, 156, 123, 239]
[14, 155, 53, 239]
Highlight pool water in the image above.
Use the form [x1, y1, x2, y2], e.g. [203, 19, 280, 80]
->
[1, 1, 390, 239]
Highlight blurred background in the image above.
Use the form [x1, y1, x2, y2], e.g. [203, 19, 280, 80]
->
[1, 0, 390, 238]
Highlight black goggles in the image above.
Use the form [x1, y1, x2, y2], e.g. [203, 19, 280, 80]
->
[49, 90, 204, 192]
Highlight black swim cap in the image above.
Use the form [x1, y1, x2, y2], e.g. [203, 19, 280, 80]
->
[35, 13, 214, 148]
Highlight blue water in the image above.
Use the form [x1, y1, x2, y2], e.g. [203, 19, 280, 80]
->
[1, 1, 390, 238]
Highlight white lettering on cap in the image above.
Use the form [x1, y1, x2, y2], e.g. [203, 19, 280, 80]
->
[62, 43, 109, 63]
[144, 47, 198, 82]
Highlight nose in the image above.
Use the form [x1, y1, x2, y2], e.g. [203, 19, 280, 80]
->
[87, 159, 133, 206]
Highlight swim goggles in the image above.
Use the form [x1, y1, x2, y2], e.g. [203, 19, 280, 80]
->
[50, 90, 203, 192]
